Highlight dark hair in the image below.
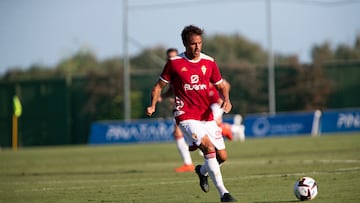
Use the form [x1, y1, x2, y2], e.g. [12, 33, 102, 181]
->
[181, 25, 204, 44]
[166, 48, 178, 55]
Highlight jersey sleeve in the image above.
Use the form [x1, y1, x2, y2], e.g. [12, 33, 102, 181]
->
[210, 61, 223, 85]
[160, 61, 172, 83]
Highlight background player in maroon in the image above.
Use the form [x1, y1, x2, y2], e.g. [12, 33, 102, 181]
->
[146, 25, 236, 202]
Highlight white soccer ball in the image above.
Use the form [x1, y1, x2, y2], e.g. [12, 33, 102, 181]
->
[293, 177, 318, 201]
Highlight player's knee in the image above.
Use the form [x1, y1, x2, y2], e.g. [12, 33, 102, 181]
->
[217, 150, 227, 163]
[217, 155, 227, 164]
[173, 128, 183, 138]
[173, 133, 182, 139]
[199, 135, 217, 155]
[200, 145, 216, 155]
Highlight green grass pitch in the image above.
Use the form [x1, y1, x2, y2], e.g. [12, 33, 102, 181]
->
[1, 133, 359, 203]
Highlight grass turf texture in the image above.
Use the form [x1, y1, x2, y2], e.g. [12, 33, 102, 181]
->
[1, 133, 359, 203]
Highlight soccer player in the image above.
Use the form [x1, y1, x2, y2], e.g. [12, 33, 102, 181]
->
[164, 49, 234, 172]
[146, 25, 236, 202]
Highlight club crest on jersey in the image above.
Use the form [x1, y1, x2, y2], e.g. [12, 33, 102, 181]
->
[201, 65, 207, 75]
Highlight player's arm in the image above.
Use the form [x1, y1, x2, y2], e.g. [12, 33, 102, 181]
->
[146, 79, 168, 116]
[161, 85, 173, 99]
[216, 79, 232, 113]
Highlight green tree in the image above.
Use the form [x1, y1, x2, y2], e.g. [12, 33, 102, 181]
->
[311, 42, 334, 62]
[57, 49, 99, 75]
[311, 34, 360, 62]
[204, 34, 268, 66]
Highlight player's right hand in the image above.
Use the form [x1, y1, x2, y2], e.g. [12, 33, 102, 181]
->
[146, 106, 155, 116]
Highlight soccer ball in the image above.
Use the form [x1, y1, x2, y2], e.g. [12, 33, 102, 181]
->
[293, 177, 318, 201]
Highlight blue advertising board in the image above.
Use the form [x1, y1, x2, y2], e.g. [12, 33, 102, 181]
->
[89, 119, 174, 144]
[244, 112, 316, 137]
[320, 109, 360, 133]
[88, 109, 360, 145]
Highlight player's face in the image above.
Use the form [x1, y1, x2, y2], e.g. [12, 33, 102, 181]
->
[184, 34, 202, 60]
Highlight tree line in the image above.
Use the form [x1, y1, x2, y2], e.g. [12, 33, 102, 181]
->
[2, 33, 360, 120]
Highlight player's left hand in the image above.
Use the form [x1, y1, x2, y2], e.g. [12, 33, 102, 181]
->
[221, 100, 232, 113]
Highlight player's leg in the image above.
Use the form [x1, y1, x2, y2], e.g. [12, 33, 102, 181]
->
[216, 148, 227, 165]
[174, 124, 194, 172]
[202, 121, 236, 202]
[179, 120, 236, 201]
[179, 120, 210, 192]
[200, 136, 229, 192]
[199, 146, 227, 177]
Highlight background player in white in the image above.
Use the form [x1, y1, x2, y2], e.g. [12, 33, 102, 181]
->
[146, 25, 236, 202]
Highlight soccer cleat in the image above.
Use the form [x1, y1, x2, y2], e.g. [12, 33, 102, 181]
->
[175, 164, 195, 172]
[220, 193, 237, 202]
[195, 165, 209, 192]
[220, 123, 233, 140]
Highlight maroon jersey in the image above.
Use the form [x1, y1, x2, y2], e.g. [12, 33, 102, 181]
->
[160, 52, 223, 123]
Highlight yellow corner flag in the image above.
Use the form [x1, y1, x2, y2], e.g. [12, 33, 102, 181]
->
[13, 95, 22, 117]
[12, 95, 22, 151]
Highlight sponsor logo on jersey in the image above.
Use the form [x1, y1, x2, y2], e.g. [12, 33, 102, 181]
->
[190, 75, 199, 83]
[184, 84, 207, 90]
[184, 74, 207, 90]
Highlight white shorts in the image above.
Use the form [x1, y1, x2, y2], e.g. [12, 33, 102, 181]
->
[178, 119, 225, 150]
